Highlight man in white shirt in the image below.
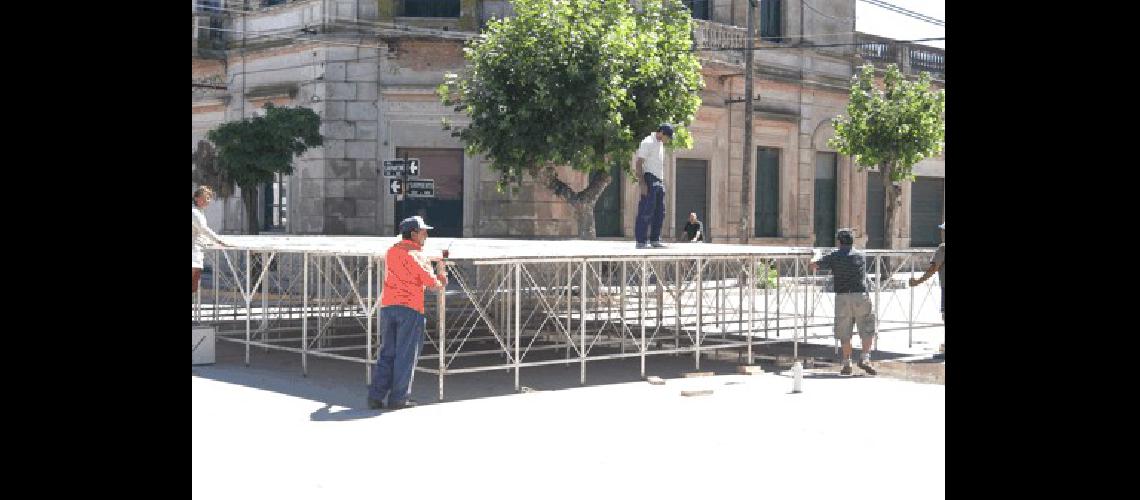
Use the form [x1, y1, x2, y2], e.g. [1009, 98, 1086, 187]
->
[634, 124, 673, 249]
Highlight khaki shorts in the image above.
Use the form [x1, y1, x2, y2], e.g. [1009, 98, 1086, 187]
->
[835, 293, 876, 341]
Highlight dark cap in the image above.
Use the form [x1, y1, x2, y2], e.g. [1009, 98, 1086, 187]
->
[836, 228, 855, 245]
[398, 215, 433, 233]
[658, 124, 674, 137]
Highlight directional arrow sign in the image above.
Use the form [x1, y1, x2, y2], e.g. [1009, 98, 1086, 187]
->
[388, 179, 402, 195]
[382, 158, 421, 178]
[405, 178, 435, 198]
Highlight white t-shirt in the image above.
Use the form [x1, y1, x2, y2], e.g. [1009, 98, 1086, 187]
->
[193, 206, 224, 268]
[636, 133, 665, 180]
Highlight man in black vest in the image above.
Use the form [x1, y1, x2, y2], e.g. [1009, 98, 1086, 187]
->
[681, 212, 704, 242]
[810, 228, 877, 375]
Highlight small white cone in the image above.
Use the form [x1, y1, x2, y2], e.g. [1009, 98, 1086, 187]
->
[792, 361, 803, 393]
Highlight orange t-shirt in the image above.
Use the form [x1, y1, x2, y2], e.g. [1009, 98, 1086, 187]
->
[380, 239, 440, 314]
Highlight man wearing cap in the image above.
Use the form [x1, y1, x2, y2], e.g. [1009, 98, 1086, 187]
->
[910, 222, 945, 359]
[367, 216, 448, 410]
[634, 124, 673, 249]
[809, 228, 878, 375]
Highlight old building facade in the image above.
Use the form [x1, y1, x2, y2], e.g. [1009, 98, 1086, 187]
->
[192, 0, 945, 247]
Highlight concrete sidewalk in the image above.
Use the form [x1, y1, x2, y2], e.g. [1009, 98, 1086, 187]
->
[193, 342, 944, 499]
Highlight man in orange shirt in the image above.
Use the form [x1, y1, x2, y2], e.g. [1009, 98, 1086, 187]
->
[368, 216, 448, 410]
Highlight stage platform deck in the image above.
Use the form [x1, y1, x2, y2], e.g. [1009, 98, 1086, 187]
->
[218, 236, 911, 261]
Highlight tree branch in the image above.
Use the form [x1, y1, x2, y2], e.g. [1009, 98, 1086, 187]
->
[539, 165, 581, 205]
[578, 169, 611, 203]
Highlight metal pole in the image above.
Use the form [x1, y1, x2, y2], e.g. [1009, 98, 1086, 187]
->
[675, 260, 681, 354]
[515, 263, 521, 392]
[718, 261, 724, 334]
[793, 256, 799, 361]
[302, 253, 308, 376]
[776, 258, 781, 338]
[566, 261, 572, 364]
[747, 256, 755, 365]
[439, 258, 447, 400]
[376, 259, 384, 371]
[908, 255, 915, 348]
[366, 257, 373, 385]
[696, 257, 702, 370]
[261, 252, 269, 352]
[803, 256, 809, 353]
[605, 263, 613, 345]
[874, 256, 881, 353]
[245, 250, 251, 366]
[655, 264, 664, 334]
[621, 261, 627, 355]
[505, 265, 511, 371]
[764, 259, 769, 340]
[738, 259, 744, 341]
[317, 257, 324, 350]
[195, 266, 202, 323]
[213, 251, 219, 323]
[580, 259, 587, 385]
[640, 260, 647, 378]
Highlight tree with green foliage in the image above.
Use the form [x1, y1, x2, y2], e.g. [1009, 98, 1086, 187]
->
[207, 103, 322, 234]
[438, 0, 704, 238]
[829, 64, 945, 249]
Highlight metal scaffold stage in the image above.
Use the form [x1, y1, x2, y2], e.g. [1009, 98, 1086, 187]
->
[193, 237, 943, 400]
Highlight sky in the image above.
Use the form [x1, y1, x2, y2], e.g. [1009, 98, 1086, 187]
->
[853, 0, 945, 49]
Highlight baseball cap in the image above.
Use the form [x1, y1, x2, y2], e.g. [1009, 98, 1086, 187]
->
[658, 124, 674, 137]
[399, 215, 434, 233]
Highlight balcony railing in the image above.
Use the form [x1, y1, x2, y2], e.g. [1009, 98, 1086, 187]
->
[855, 33, 944, 80]
[909, 46, 944, 76]
[691, 19, 748, 66]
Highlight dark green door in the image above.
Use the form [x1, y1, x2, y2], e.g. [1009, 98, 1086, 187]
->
[593, 161, 622, 237]
[866, 171, 885, 248]
[754, 147, 780, 237]
[675, 159, 709, 242]
[814, 153, 837, 247]
[910, 176, 944, 247]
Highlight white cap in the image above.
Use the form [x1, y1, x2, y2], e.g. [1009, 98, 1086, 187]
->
[399, 215, 434, 232]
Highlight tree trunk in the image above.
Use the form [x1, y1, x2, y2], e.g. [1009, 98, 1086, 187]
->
[881, 162, 903, 250]
[571, 201, 597, 239]
[538, 165, 612, 239]
[880, 161, 904, 282]
[242, 184, 260, 235]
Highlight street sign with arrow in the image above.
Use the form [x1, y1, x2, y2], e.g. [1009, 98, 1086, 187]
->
[382, 159, 420, 178]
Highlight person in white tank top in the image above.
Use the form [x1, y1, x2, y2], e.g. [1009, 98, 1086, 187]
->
[192, 186, 229, 293]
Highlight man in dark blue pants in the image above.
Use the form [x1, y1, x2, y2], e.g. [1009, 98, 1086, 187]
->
[368, 216, 447, 410]
[634, 124, 673, 249]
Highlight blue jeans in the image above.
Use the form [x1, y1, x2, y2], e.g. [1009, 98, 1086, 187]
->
[368, 305, 425, 405]
[634, 173, 666, 244]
